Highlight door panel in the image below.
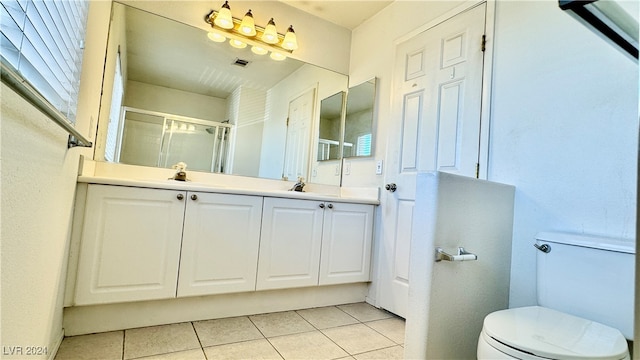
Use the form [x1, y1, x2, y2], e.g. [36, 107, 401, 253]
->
[283, 89, 316, 181]
[75, 185, 185, 305]
[379, 4, 486, 317]
[178, 193, 263, 297]
[256, 197, 323, 290]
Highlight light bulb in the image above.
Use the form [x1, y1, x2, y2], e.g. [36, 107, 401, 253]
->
[214, 1, 234, 29]
[262, 18, 279, 44]
[251, 45, 268, 55]
[229, 39, 247, 49]
[270, 52, 286, 61]
[282, 25, 298, 50]
[207, 32, 226, 43]
[239, 10, 256, 36]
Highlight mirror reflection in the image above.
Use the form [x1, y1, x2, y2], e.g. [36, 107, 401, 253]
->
[95, 2, 348, 185]
[317, 92, 345, 161]
[344, 78, 376, 158]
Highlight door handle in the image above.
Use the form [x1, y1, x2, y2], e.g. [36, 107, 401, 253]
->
[191, 194, 198, 201]
[385, 183, 397, 192]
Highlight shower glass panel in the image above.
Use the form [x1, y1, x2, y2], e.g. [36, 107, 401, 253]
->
[119, 107, 232, 173]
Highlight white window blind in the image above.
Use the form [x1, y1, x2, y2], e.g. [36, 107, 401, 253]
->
[356, 133, 372, 157]
[1, 0, 89, 124]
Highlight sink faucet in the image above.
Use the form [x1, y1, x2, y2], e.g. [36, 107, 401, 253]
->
[289, 177, 305, 192]
[171, 162, 188, 181]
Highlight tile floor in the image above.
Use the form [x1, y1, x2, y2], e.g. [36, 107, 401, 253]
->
[55, 302, 405, 360]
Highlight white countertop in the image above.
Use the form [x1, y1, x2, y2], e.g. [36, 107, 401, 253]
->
[77, 176, 380, 205]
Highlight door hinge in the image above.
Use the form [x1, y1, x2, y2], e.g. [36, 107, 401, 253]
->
[475, 163, 480, 178]
[481, 35, 486, 52]
[286, 117, 289, 126]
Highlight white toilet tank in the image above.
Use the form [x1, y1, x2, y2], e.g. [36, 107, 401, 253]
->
[536, 231, 635, 339]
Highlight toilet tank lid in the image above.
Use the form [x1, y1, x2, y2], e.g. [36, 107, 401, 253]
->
[536, 231, 635, 254]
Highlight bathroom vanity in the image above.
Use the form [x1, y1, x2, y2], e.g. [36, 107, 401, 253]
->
[63, 162, 378, 335]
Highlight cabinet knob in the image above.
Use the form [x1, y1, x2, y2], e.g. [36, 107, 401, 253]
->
[385, 183, 397, 192]
[319, 203, 325, 209]
[327, 203, 333, 209]
[191, 194, 198, 201]
[177, 194, 184, 200]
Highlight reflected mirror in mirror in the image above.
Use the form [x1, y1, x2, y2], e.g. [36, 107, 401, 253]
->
[343, 78, 376, 158]
[318, 91, 345, 161]
[95, 2, 348, 186]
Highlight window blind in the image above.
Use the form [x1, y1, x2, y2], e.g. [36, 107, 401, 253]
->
[1, 0, 89, 124]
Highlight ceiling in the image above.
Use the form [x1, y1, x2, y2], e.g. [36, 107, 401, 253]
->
[278, 1, 393, 30]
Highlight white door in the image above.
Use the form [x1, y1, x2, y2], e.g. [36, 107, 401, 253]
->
[283, 88, 316, 181]
[177, 192, 263, 297]
[379, 4, 487, 317]
[75, 185, 185, 305]
[256, 197, 324, 290]
[319, 203, 374, 285]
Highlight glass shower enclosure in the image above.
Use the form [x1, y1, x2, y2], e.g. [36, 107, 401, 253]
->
[117, 107, 232, 173]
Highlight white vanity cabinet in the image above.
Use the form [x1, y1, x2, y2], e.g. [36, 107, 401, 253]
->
[177, 192, 263, 297]
[256, 197, 325, 290]
[319, 202, 374, 285]
[74, 185, 263, 305]
[257, 197, 374, 290]
[74, 185, 186, 305]
[72, 183, 374, 305]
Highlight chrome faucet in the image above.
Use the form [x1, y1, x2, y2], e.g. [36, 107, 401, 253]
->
[171, 162, 188, 181]
[289, 177, 306, 192]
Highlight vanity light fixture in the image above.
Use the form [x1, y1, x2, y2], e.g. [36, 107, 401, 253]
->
[205, 1, 298, 61]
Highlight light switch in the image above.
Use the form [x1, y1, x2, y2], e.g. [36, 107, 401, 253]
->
[376, 160, 383, 175]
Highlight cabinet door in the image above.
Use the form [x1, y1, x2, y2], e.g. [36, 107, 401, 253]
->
[178, 192, 263, 297]
[257, 197, 324, 290]
[319, 203, 374, 285]
[75, 185, 185, 305]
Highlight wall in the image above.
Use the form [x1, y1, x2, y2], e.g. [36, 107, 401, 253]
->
[124, 81, 228, 122]
[0, 1, 110, 359]
[349, 0, 638, 310]
[229, 86, 267, 177]
[488, 0, 638, 307]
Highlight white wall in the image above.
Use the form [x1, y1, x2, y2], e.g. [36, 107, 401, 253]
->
[0, 1, 110, 358]
[124, 81, 228, 122]
[488, 0, 638, 307]
[349, 0, 637, 310]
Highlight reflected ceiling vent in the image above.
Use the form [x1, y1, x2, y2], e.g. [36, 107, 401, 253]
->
[232, 58, 250, 67]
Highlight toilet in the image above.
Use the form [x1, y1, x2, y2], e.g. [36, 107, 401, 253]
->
[477, 231, 634, 360]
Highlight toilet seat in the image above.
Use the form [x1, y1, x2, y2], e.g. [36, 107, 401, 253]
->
[481, 306, 629, 360]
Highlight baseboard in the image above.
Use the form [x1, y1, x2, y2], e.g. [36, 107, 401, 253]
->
[47, 329, 64, 360]
[63, 283, 368, 336]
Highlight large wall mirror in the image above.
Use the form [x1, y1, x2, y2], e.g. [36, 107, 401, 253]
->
[95, 2, 348, 186]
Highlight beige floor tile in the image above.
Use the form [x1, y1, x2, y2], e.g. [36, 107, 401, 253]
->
[337, 303, 393, 322]
[194, 316, 263, 347]
[124, 322, 200, 359]
[203, 339, 283, 360]
[353, 346, 404, 360]
[268, 330, 348, 360]
[296, 306, 359, 329]
[249, 311, 315, 337]
[364, 318, 406, 344]
[322, 324, 395, 355]
[134, 348, 206, 359]
[55, 331, 123, 360]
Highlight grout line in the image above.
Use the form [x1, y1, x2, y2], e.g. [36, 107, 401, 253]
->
[121, 330, 126, 360]
[190, 321, 207, 359]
